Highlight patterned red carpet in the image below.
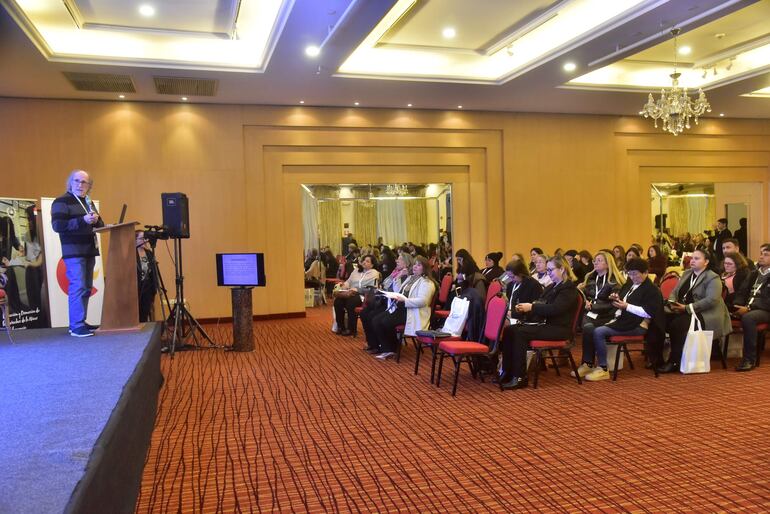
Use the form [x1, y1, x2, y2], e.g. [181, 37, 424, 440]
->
[136, 307, 770, 513]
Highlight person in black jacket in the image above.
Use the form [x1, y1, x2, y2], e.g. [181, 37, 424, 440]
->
[564, 250, 588, 283]
[722, 251, 750, 309]
[575, 250, 624, 378]
[502, 259, 543, 321]
[731, 244, 770, 371]
[733, 218, 748, 257]
[712, 218, 732, 261]
[481, 252, 504, 283]
[499, 256, 581, 390]
[51, 170, 105, 337]
[584, 259, 665, 381]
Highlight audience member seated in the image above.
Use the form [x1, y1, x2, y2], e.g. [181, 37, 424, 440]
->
[612, 245, 626, 270]
[584, 259, 665, 380]
[730, 244, 770, 372]
[722, 251, 750, 308]
[531, 253, 553, 288]
[646, 244, 667, 283]
[379, 246, 397, 277]
[369, 256, 436, 360]
[578, 250, 594, 275]
[304, 254, 324, 289]
[574, 250, 624, 379]
[656, 248, 731, 373]
[502, 260, 543, 321]
[333, 254, 379, 336]
[362, 253, 413, 352]
[453, 249, 487, 299]
[498, 256, 580, 390]
[481, 252, 504, 282]
[529, 247, 544, 273]
[564, 250, 588, 283]
[721, 238, 754, 270]
[510, 253, 526, 266]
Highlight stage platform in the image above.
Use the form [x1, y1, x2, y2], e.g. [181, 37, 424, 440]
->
[0, 323, 162, 514]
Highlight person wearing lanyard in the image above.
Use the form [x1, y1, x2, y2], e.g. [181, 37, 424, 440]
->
[584, 259, 665, 381]
[332, 254, 379, 336]
[51, 170, 105, 337]
[731, 244, 770, 371]
[659, 248, 732, 373]
[573, 250, 624, 379]
[361, 253, 414, 353]
[501, 259, 543, 324]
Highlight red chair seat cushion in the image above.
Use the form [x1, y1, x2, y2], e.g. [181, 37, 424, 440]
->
[354, 307, 363, 314]
[731, 319, 742, 329]
[416, 335, 461, 345]
[0, 289, 6, 299]
[530, 340, 568, 349]
[395, 324, 405, 333]
[608, 335, 644, 343]
[758, 323, 769, 331]
[434, 310, 450, 318]
[325, 278, 342, 284]
[438, 340, 489, 354]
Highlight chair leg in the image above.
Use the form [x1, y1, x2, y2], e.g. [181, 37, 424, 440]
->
[430, 346, 439, 384]
[756, 331, 765, 367]
[395, 333, 403, 363]
[413, 341, 423, 375]
[566, 350, 581, 385]
[436, 351, 446, 387]
[533, 350, 542, 389]
[451, 356, 462, 396]
[611, 343, 621, 381]
[622, 344, 634, 370]
[548, 349, 561, 376]
[723, 335, 731, 368]
[719, 337, 727, 370]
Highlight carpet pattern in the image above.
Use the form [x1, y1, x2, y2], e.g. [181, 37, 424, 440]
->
[136, 307, 770, 513]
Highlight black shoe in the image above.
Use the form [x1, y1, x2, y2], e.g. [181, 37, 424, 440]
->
[340, 329, 352, 336]
[501, 377, 528, 390]
[365, 347, 380, 354]
[491, 373, 510, 385]
[736, 359, 755, 372]
[644, 361, 654, 369]
[84, 323, 99, 331]
[656, 362, 679, 374]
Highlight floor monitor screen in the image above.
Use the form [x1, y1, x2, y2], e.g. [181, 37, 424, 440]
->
[216, 253, 265, 287]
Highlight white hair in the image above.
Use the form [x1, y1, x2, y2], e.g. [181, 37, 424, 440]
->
[66, 169, 91, 193]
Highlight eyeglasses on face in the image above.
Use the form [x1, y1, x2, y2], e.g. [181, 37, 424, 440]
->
[72, 179, 91, 185]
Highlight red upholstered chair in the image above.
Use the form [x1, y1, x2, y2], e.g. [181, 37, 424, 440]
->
[723, 318, 770, 367]
[433, 273, 454, 320]
[605, 334, 658, 381]
[485, 279, 503, 309]
[396, 287, 441, 364]
[0, 289, 12, 343]
[659, 274, 680, 301]
[433, 295, 508, 396]
[527, 294, 584, 388]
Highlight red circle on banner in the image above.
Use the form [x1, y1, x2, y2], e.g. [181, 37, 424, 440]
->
[56, 258, 98, 296]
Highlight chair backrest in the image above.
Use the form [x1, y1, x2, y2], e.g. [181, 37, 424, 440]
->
[485, 279, 503, 308]
[659, 275, 680, 300]
[437, 273, 453, 304]
[569, 293, 585, 336]
[482, 295, 508, 344]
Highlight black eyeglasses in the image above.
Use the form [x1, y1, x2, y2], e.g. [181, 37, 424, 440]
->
[72, 179, 91, 185]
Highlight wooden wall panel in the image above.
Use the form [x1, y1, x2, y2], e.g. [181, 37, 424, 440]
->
[1, 98, 768, 317]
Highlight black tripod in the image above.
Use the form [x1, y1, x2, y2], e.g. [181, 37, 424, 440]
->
[143, 237, 171, 337]
[167, 237, 217, 356]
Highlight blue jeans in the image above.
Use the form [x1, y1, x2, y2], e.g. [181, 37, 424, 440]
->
[592, 324, 647, 368]
[64, 256, 95, 330]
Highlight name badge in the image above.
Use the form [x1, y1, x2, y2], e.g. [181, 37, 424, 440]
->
[586, 311, 598, 319]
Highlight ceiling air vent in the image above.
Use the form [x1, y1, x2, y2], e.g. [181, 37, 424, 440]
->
[63, 72, 136, 93]
[153, 76, 218, 96]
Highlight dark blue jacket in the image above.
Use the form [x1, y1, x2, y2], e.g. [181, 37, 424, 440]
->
[51, 193, 104, 258]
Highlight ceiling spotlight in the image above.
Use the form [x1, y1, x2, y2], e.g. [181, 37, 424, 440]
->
[457, 105, 463, 109]
[442, 27, 456, 39]
[299, 100, 305, 104]
[678, 45, 691, 56]
[354, 101, 360, 106]
[138, 4, 155, 17]
[305, 45, 321, 58]
[118, 94, 125, 99]
[181, 96, 188, 101]
[407, 103, 413, 107]
[719, 113, 724, 117]
[701, 69, 708, 79]
[563, 62, 577, 72]
[713, 67, 718, 76]
[726, 58, 734, 71]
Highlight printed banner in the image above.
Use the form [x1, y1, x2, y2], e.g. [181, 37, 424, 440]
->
[40, 197, 105, 328]
[0, 198, 48, 329]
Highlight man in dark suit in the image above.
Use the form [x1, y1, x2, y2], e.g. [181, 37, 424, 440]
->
[731, 243, 770, 372]
[722, 238, 754, 270]
[733, 217, 748, 255]
[712, 218, 732, 261]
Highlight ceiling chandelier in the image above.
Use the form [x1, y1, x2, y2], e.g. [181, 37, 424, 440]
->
[385, 184, 409, 196]
[639, 28, 711, 136]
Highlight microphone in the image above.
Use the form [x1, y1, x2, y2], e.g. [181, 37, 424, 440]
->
[85, 196, 98, 215]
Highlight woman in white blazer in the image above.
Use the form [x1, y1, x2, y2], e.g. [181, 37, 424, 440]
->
[370, 256, 437, 360]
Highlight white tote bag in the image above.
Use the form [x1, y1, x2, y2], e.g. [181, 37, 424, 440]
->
[441, 296, 470, 337]
[680, 313, 713, 374]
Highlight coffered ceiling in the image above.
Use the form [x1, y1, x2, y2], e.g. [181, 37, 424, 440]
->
[0, 0, 769, 118]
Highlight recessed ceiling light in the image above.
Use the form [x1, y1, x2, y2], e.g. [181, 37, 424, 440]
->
[678, 45, 692, 56]
[563, 62, 577, 72]
[305, 45, 320, 58]
[181, 97, 188, 101]
[457, 105, 463, 109]
[138, 4, 155, 17]
[299, 100, 305, 104]
[442, 27, 456, 39]
[118, 94, 125, 99]
[407, 103, 413, 107]
[719, 113, 725, 117]
[354, 101, 360, 106]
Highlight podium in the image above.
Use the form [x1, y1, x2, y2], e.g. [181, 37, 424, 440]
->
[94, 222, 141, 332]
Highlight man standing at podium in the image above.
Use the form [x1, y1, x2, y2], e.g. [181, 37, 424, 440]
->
[52, 170, 104, 337]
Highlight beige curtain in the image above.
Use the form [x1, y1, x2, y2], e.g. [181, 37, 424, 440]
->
[668, 196, 716, 236]
[318, 200, 341, 252]
[301, 187, 319, 252]
[668, 198, 688, 236]
[354, 200, 377, 247]
[404, 199, 428, 245]
[376, 200, 407, 247]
